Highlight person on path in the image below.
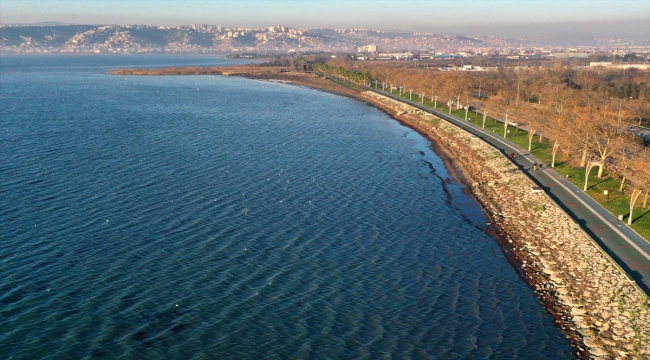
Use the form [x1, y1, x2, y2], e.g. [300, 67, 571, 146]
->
[533, 163, 538, 170]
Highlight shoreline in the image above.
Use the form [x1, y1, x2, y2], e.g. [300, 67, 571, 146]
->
[109, 68, 650, 358]
[356, 92, 590, 357]
[359, 92, 650, 359]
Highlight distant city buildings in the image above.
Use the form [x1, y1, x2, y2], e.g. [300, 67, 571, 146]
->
[192, 24, 217, 31]
[1, 24, 648, 63]
[357, 44, 377, 53]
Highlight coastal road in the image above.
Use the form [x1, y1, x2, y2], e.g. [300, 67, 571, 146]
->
[369, 88, 650, 295]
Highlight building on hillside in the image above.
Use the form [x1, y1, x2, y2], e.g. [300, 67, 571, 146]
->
[590, 62, 613, 67]
[590, 62, 650, 69]
[554, 52, 590, 59]
[357, 44, 377, 53]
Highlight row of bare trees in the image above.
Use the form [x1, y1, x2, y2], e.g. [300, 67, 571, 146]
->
[361, 63, 650, 224]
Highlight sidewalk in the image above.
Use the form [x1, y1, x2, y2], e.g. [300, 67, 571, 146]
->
[370, 88, 650, 295]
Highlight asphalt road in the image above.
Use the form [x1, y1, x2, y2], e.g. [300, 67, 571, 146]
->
[370, 89, 650, 295]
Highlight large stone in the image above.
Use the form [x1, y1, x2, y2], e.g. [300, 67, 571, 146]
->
[572, 308, 587, 316]
[583, 336, 598, 348]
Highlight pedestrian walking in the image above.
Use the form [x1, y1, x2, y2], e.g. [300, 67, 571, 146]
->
[533, 163, 538, 170]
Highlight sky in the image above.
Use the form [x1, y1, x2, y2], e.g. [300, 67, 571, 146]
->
[1, 0, 649, 43]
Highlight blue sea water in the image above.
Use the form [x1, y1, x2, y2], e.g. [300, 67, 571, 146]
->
[0, 55, 573, 359]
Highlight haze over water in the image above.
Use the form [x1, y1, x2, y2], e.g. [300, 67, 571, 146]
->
[1, 55, 573, 358]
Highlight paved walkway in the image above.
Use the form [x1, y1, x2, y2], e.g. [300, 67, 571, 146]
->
[370, 89, 650, 295]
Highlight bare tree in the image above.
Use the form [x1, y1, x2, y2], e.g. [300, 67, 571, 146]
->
[628, 150, 650, 224]
[629, 102, 650, 127]
[521, 110, 543, 151]
[612, 142, 643, 192]
[587, 119, 626, 178]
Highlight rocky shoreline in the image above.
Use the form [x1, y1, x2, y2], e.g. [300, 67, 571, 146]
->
[360, 92, 650, 359]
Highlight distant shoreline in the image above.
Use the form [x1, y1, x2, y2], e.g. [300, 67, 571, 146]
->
[107, 65, 291, 76]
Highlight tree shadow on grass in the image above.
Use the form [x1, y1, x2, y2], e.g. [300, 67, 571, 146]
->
[609, 192, 626, 203]
[587, 177, 613, 190]
[633, 208, 650, 223]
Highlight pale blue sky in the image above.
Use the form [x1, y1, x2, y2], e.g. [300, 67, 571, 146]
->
[1, 0, 648, 41]
[1, 0, 647, 27]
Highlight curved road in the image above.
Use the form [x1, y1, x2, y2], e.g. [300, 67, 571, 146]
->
[370, 88, 650, 295]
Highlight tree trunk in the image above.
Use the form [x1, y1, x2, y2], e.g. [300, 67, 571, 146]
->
[528, 130, 535, 151]
[628, 189, 642, 225]
[619, 176, 626, 192]
[597, 157, 605, 178]
[538, 132, 543, 142]
[644, 192, 648, 208]
[482, 112, 487, 128]
[584, 162, 595, 191]
[465, 107, 469, 120]
[552, 142, 560, 167]
[503, 113, 509, 138]
[580, 150, 588, 167]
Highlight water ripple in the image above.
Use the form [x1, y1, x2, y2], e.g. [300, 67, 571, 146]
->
[0, 55, 573, 359]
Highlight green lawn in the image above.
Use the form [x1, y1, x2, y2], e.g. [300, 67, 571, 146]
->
[375, 87, 650, 241]
[326, 77, 364, 92]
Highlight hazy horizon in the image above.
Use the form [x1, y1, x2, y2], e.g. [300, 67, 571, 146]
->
[1, 0, 649, 46]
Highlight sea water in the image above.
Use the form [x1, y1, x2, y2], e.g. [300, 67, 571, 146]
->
[0, 55, 573, 359]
